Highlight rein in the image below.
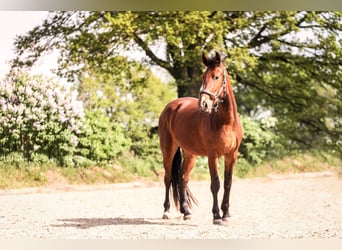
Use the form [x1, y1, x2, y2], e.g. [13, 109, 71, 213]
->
[199, 69, 227, 112]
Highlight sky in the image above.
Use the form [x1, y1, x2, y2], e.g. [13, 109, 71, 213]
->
[0, 11, 172, 83]
[0, 11, 56, 79]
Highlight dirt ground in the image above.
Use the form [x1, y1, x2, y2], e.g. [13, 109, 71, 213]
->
[0, 171, 341, 239]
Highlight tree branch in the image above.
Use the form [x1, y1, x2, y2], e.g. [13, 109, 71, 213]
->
[132, 32, 173, 73]
[236, 72, 306, 110]
[248, 23, 268, 48]
[248, 12, 311, 49]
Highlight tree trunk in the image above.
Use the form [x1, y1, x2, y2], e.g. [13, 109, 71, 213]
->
[173, 64, 202, 98]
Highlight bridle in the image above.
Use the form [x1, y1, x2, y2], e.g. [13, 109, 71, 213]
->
[199, 69, 227, 112]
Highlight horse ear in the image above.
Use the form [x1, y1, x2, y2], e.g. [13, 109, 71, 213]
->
[202, 52, 209, 66]
[215, 51, 221, 62]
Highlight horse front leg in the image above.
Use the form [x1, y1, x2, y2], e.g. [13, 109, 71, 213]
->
[221, 153, 237, 221]
[208, 156, 222, 224]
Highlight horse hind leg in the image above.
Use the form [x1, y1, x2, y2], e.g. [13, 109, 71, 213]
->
[162, 174, 172, 219]
[161, 144, 179, 219]
[160, 136, 197, 220]
[179, 152, 197, 220]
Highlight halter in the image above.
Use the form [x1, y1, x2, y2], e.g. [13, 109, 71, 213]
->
[199, 69, 227, 112]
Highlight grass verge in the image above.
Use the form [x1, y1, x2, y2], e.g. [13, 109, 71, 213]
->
[0, 151, 340, 189]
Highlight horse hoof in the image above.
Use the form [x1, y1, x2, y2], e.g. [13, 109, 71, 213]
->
[162, 212, 171, 219]
[223, 213, 231, 219]
[183, 214, 192, 220]
[213, 218, 228, 226]
[213, 218, 222, 225]
[222, 216, 230, 221]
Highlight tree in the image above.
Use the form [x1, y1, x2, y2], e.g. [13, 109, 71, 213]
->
[78, 63, 176, 159]
[12, 11, 342, 153]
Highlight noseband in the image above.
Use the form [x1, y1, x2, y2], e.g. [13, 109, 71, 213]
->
[199, 69, 227, 112]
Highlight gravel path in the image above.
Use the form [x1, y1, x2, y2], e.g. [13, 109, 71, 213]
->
[0, 171, 341, 239]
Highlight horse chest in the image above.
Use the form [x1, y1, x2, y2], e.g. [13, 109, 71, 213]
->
[210, 128, 237, 155]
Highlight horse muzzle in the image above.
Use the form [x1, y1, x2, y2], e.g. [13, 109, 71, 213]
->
[199, 97, 213, 114]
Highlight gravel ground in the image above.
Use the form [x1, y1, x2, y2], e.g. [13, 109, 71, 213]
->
[0, 171, 341, 239]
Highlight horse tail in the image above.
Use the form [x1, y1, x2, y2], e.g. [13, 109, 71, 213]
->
[171, 147, 198, 209]
[171, 147, 182, 208]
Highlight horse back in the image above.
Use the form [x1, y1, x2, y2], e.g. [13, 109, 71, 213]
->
[159, 97, 199, 133]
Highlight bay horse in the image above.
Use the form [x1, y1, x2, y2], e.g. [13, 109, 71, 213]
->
[158, 51, 243, 225]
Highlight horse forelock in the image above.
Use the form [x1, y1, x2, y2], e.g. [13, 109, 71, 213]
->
[203, 51, 223, 69]
[206, 58, 222, 69]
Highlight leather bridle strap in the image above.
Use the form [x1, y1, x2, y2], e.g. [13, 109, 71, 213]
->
[199, 69, 227, 112]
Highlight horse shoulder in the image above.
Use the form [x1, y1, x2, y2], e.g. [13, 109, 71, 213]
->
[219, 125, 241, 154]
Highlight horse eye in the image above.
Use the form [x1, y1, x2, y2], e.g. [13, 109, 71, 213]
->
[214, 76, 219, 80]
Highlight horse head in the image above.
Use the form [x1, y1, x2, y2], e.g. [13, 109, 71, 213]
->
[199, 51, 227, 114]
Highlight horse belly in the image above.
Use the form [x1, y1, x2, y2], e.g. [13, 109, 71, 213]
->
[179, 126, 238, 157]
[174, 133, 208, 156]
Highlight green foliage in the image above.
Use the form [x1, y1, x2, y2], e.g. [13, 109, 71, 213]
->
[123, 72, 176, 161]
[0, 63, 176, 170]
[245, 150, 342, 178]
[234, 114, 287, 178]
[12, 11, 342, 154]
[78, 65, 176, 169]
[0, 152, 56, 188]
[0, 73, 84, 165]
[4, 10, 340, 186]
[239, 114, 284, 165]
[234, 158, 253, 178]
[77, 110, 131, 163]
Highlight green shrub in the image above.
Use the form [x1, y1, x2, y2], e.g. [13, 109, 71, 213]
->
[234, 158, 253, 178]
[77, 110, 131, 163]
[0, 73, 84, 165]
[238, 114, 284, 165]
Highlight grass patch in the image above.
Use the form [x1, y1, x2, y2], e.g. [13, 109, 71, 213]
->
[189, 151, 342, 180]
[242, 151, 342, 178]
[60, 163, 134, 184]
[0, 163, 135, 189]
[0, 151, 340, 189]
[0, 153, 135, 189]
[0, 163, 50, 189]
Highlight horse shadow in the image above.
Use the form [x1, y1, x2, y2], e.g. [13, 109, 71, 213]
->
[51, 217, 196, 229]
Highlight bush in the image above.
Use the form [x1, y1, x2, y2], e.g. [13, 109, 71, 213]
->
[234, 157, 252, 178]
[0, 73, 84, 165]
[125, 119, 164, 175]
[77, 110, 131, 163]
[238, 114, 284, 165]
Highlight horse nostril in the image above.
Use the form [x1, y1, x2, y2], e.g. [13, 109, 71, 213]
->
[201, 100, 208, 110]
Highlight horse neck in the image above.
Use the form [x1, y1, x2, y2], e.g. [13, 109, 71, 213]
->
[217, 78, 239, 126]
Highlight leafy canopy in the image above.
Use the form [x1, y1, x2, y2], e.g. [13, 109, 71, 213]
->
[12, 11, 342, 153]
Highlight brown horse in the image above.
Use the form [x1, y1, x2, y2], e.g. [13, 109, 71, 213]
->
[158, 51, 243, 225]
